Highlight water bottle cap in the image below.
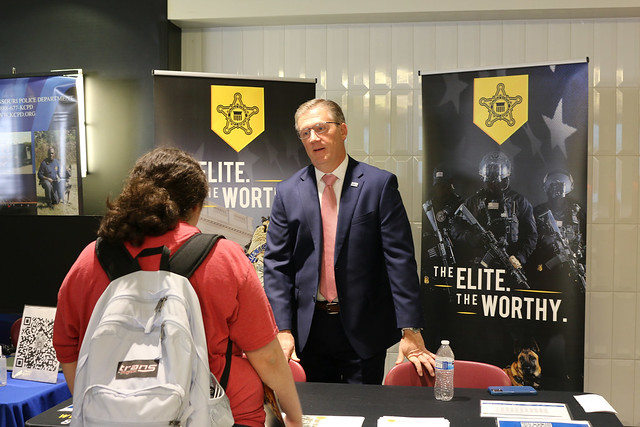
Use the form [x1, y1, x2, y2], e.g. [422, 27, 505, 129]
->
[441, 340, 449, 345]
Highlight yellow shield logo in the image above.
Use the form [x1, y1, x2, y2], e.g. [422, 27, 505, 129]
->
[211, 85, 265, 152]
[473, 75, 528, 145]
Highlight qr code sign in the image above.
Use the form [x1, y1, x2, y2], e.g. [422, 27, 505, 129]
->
[15, 316, 57, 371]
[13, 305, 59, 383]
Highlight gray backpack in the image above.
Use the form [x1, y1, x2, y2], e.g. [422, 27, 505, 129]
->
[72, 233, 234, 427]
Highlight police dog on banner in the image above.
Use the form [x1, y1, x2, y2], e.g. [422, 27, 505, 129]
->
[504, 341, 542, 388]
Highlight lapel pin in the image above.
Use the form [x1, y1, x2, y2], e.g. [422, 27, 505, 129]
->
[350, 182, 359, 187]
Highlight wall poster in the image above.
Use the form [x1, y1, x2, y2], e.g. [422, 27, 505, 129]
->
[421, 61, 588, 391]
[153, 71, 316, 254]
[0, 71, 84, 216]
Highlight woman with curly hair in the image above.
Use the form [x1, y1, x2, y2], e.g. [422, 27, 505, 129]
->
[53, 147, 302, 427]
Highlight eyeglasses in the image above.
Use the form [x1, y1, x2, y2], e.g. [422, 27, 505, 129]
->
[297, 121, 341, 141]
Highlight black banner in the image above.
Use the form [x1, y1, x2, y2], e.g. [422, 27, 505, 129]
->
[153, 71, 315, 246]
[421, 61, 588, 391]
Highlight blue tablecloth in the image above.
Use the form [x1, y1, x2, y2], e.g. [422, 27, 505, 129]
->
[0, 372, 71, 427]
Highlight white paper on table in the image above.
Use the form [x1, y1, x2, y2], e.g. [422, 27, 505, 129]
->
[302, 415, 365, 427]
[378, 416, 449, 427]
[480, 400, 571, 419]
[573, 394, 617, 413]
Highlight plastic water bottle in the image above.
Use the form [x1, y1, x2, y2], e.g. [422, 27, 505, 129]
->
[0, 354, 6, 386]
[434, 339, 454, 401]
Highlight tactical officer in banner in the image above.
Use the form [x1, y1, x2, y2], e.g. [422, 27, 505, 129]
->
[530, 169, 586, 292]
[421, 166, 462, 351]
[451, 151, 537, 288]
[422, 165, 462, 280]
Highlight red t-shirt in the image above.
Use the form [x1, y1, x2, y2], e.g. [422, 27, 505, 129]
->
[53, 222, 278, 426]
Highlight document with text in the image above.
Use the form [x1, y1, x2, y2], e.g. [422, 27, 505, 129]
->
[480, 400, 571, 419]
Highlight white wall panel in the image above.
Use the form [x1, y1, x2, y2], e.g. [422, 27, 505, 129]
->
[413, 23, 437, 85]
[221, 27, 244, 75]
[501, 21, 526, 65]
[284, 26, 306, 79]
[391, 25, 414, 89]
[593, 88, 618, 155]
[610, 359, 635, 426]
[390, 90, 413, 156]
[547, 21, 572, 62]
[615, 156, 639, 223]
[479, 22, 503, 67]
[614, 225, 639, 292]
[370, 25, 392, 91]
[242, 27, 264, 76]
[306, 26, 327, 90]
[593, 21, 618, 88]
[524, 21, 549, 64]
[584, 358, 612, 397]
[586, 291, 613, 358]
[326, 25, 349, 91]
[263, 26, 285, 77]
[348, 25, 370, 90]
[570, 21, 594, 65]
[435, 23, 458, 71]
[182, 30, 204, 71]
[591, 155, 616, 223]
[345, 91, 370, 156]
[616, 88, 640, 156]
[392, 156, 415, 214]
[612, 292, 637, 359]
[412, 156, 424, 224]
[457, 23, 481, 70]
[370, 91, 392, 156]
[617, 20, 640, 87]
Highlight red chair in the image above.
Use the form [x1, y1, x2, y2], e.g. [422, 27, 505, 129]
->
[384, 360, 511, 389]
[10, 317, 22, 348]
[288, 360, 306, 382]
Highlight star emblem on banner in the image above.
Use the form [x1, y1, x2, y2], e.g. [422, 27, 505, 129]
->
[542, 99, 577, 158]
[216, 92, 260, 135]
[479, 83, 522, 127]
[439, 73, 468, 113]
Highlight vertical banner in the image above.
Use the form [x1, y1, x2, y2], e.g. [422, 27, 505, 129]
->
[421, 61, 588, 391]
[153, 71, 316, 248]
[0, 73, 84, 215]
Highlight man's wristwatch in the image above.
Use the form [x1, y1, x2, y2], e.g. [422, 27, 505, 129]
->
[401, 327, 422, 337]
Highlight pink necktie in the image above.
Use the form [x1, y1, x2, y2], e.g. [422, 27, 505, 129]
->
[320, 174, 338, 302]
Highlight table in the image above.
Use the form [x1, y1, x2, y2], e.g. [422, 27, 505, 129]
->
[1, 372, 71, 427]
[26, 382, 624, 427]
[296, 382, 623, 427]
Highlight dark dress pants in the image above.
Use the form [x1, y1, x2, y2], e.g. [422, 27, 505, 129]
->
[299, 307, 386, 384]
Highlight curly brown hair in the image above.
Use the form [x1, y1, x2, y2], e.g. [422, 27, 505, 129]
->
[98, 147, 208, 245]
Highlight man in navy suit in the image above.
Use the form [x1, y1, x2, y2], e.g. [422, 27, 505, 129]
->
[264, 99, 435, 384]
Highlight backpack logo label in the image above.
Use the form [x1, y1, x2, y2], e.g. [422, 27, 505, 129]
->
[116, 359, 159, 379]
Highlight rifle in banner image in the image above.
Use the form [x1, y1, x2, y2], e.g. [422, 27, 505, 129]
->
[423, 200, 456, 284]
[537, 209, 587, 292]
[455, 203, 530, 289]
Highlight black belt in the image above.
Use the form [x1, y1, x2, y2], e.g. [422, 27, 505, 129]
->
[315, 301, 340, 314]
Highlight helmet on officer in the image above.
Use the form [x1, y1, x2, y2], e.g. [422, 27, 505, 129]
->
[432, 165, 453, 186]
[479, 151, 511, 192]
[543, 169, 574, 199]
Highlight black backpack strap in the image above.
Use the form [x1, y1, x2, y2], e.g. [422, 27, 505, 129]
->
[219, 339, 233, 389]
[169, 233, 223, 277]
[169, 233, 234, 390]
[95, 237, 141, 281]
[96, 238, 172, 280]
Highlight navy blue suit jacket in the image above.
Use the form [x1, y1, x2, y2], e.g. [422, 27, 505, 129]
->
[264, 157, 423, 359]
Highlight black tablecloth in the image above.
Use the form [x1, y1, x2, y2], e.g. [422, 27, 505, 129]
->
[296, 382, 623, 427]
[26, 382, 623, 427]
